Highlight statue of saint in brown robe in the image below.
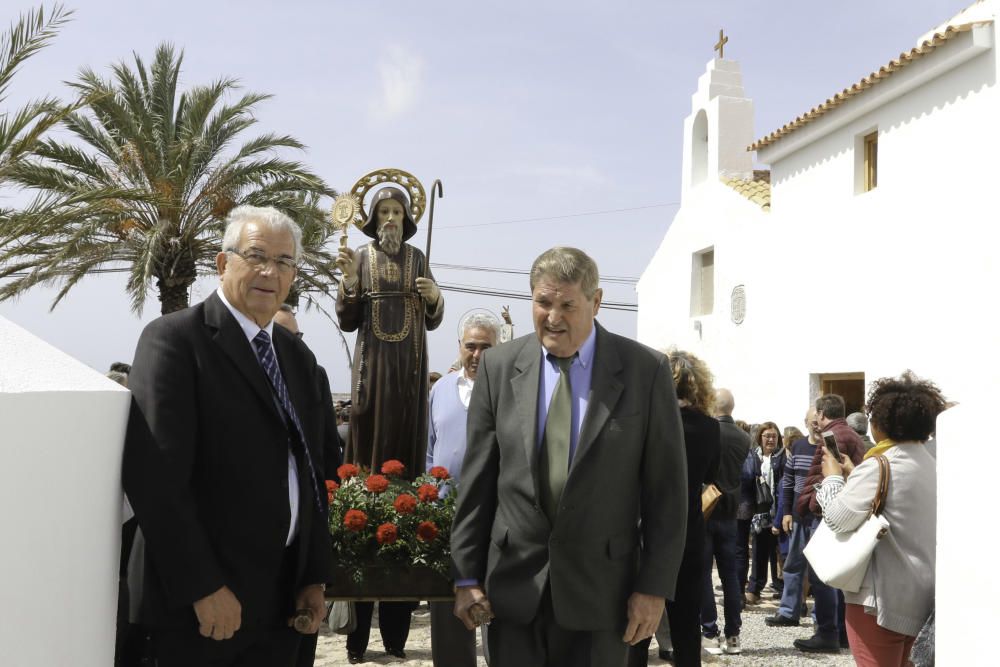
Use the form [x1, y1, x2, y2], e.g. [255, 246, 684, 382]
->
[336, 187, 444, 478]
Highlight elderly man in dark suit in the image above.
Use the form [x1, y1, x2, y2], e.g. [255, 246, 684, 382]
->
[450, 246, 688, 667]
[123, 206, 334, 667]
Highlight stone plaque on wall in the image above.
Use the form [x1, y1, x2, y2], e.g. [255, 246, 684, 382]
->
[731, 285, 746, 325]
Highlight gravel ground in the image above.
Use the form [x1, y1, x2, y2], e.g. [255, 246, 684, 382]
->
[315, 573, 856, 666]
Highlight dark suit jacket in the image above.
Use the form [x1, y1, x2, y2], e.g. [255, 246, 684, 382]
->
[679, 407, 721, 550]
[450, 323, 688, 632]
[713, 416, 751, 520]
[123, 293, 334, 629]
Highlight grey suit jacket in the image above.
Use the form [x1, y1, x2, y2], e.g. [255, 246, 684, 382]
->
[450, 323, 687, 631]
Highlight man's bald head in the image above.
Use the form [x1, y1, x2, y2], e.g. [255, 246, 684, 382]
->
[715, 388, 735, 416]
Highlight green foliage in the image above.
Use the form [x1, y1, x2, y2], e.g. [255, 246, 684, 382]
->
[0, 42, 338, 314]
[0, 4, 73, 194]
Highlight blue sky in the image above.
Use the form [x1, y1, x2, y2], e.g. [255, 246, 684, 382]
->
[0, 0, 972, 391]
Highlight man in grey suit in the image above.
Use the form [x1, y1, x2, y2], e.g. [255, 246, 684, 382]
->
[450, 247, 688, 667]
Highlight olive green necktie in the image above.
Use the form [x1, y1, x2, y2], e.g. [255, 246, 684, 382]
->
[540, 355, 573, 522]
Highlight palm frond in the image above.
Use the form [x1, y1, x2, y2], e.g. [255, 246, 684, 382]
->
[0, 4, 73, 104]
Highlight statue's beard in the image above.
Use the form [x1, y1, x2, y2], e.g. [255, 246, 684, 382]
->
[378, 225, 402, 255]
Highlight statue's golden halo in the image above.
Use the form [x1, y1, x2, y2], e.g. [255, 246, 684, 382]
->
[348, 168, 427, 230]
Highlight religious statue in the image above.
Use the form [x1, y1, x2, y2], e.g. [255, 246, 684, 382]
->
[335, 172, 444, 478]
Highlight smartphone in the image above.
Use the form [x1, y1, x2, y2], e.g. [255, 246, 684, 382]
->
[822, 431, 840, 460]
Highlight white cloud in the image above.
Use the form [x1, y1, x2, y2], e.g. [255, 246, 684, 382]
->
[369, 44, 423, 120]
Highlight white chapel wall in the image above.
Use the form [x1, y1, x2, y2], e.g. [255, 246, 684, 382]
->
[642, 20, 998, 427]
[0, 315, 129, 667]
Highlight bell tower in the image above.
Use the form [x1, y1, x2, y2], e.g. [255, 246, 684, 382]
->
[681, 31, 755, 200]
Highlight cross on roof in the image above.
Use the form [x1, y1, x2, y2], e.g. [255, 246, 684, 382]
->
[714, 29, 729, 59]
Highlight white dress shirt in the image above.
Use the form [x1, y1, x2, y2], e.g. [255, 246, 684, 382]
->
[217, 288, 300, 546]
[456, 367, 474, 409]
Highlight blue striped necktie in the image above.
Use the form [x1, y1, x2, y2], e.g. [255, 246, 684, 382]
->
[252, 330, 323, 513]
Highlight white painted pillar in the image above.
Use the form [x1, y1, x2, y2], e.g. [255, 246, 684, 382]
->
[0, 315, 130, 666]
[935, 400, 996, 665]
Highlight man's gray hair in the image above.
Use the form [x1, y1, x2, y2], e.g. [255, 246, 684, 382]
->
[529, 247, 600, 298]
[460, 312, 501, 341]
[715, 388, 735, 416]
[105, 370, 128, 387]
[846, 412, 869, 436]
[222, 205, 303, 261]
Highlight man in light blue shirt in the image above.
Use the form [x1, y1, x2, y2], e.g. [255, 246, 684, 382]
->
[450, 247, 687, 667]
[426, 311, 500, 666]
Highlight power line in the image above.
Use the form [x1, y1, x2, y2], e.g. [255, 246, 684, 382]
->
[431, 262, 638, 284]
[437, 282, 637, 312]
[432, 202, 680, 229]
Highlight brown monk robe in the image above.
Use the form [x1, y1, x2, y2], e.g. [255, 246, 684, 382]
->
[336, 186, 444, 481]
[335, 186, 444, 661]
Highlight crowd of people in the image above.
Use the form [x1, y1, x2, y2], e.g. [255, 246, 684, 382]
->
[110, 197, 942, 667]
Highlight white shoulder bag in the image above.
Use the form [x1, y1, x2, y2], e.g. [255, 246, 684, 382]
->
[804, 454, 890, 593]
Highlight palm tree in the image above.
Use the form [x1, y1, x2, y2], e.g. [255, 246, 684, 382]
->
[0, 4, 72, 199]
[0, 43, 338, 314]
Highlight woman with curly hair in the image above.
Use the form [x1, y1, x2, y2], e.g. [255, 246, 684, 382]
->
[817, 371, 944, 666]
[633, 349, 722, 665]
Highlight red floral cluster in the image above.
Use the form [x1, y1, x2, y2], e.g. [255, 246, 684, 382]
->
[376, 522, 398, 545]
[416, 521, 439, 542]
[417, 483, 439, 503]
[365, 474, 390, 494]
[343, 509, 367, 532]
[393, 493, 417, 515]
[428, 466, 450, 480]
[329, 464, 453, 580]
[381, 459, 406, 477]
[337, 463, 360, 480]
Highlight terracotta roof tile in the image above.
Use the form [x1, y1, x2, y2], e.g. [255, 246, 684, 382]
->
[749, 23, 989, 151]
[724, 169, 771, 210]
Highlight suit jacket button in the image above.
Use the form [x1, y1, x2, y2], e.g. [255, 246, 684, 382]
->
[533, 505, 542, 513]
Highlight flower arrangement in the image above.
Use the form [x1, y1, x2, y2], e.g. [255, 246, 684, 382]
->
[328, 460, 455, 583]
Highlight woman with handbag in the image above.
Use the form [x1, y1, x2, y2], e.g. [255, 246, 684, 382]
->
[744, 422, 785, 605]
[631, 349, 721, 665]
[816, 371, 943, 667]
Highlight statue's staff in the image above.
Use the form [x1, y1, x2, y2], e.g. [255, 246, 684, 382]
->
[424, 179, 443, 278]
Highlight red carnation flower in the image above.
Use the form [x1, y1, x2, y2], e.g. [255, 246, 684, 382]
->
[343, 509, 367, 532]
[337, 463, 360, 480]
[366, 474, 390, 494]
[327, 492, 335, 505]
[376, 522, 399, 545]
[325, 480, 340, 493]
[416, 521, 439, 542]
[393, 493, 417, 515]
[381, 459, 406, 477]
[417, 483, 439, 503]
[428, 466, 450, 480]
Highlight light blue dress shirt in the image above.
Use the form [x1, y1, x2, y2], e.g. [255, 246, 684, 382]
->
[535, 325, 597, 468]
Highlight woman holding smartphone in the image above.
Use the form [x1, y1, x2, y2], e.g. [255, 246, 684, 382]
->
[817, 371, 942, 666]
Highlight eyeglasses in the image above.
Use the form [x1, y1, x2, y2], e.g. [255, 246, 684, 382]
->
[228, 248, 296, 274]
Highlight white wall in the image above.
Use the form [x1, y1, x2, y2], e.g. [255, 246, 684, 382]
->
[0, 315, 130, 667]
[936, 397, 999, 666]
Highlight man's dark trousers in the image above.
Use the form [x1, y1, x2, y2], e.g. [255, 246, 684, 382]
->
[700, 518, 741, 639]
[806, 517, 844, 640]
[430, 601, 477, 666]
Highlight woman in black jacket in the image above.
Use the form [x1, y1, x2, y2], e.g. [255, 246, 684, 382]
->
[632, 350, 721, 666]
